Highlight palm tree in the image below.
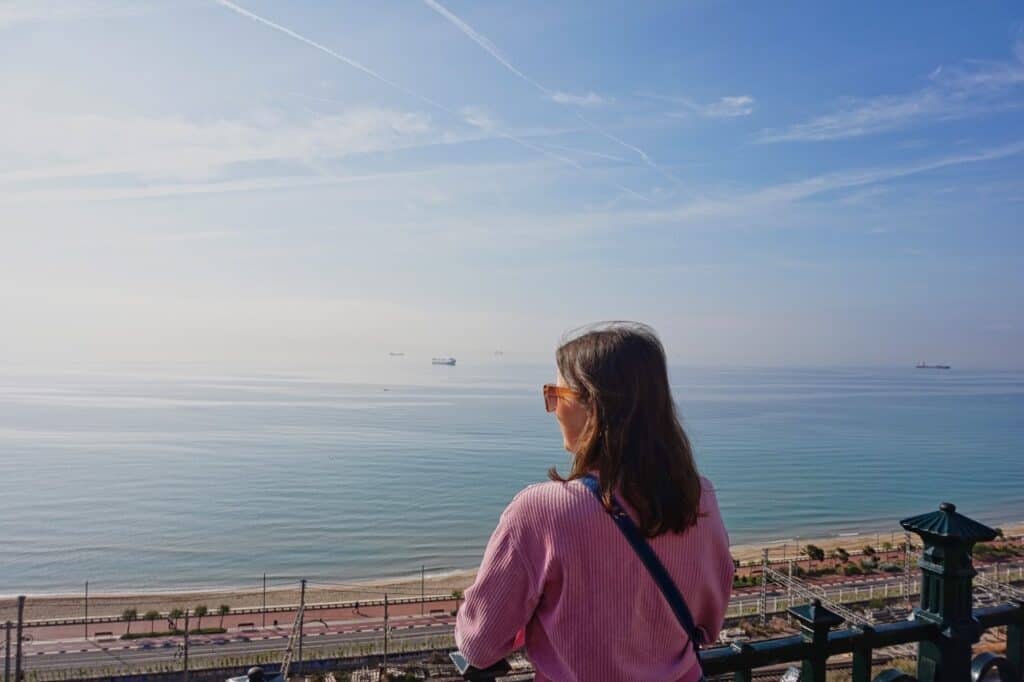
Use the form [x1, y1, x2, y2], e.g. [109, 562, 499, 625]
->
[194, 605, 208, 631]
[169, 608, 184, 632]
[451, 589, 463, 614]
[803, 544, 824, 572]
[144, 610, 160, 634]
[122, 609, 137, 636]
[218, 604, 230, 629]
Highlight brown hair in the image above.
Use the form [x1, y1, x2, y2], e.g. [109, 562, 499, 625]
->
[548, 321, 702, 537]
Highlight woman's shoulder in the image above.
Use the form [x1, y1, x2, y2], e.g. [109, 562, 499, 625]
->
[509, 479, 588, 509]
[502, 479, 596, 525]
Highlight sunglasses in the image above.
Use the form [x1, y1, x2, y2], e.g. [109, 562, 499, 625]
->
[543, 384, 579, 412]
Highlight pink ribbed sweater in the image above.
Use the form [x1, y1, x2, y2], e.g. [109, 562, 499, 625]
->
[455, 476, 734, 682]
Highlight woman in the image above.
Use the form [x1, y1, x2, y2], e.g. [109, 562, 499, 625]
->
[455, 322, 734, 681]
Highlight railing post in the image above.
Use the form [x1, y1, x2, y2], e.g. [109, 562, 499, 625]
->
[788, 598, 844, 682]
[851, 624, 875, 682]
[900, 502, 997, 682]
[731, 642, 755, 682]
[1007, 598, 1024, 677]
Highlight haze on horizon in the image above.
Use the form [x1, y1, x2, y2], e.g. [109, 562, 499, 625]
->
[1, 1, 1022, 371]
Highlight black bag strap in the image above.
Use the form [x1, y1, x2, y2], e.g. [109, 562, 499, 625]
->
[581, 474, 706, 662]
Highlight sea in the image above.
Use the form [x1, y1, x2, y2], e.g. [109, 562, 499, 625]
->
[1, 362, 1023, 595]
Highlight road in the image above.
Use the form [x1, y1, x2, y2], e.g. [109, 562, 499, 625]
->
[22, 616, 455, 675]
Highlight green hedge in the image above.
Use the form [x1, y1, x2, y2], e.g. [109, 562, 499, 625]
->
[121, 627, 226, 640]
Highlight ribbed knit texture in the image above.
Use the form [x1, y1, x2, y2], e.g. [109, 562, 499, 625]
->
[455, 476, 734, 682]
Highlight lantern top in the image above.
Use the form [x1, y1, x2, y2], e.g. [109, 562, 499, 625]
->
[900, 502, 997, 543]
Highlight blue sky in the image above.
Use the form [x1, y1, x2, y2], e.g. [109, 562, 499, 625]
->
[1, 1, 1022, 369]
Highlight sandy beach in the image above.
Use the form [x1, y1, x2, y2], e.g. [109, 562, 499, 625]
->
[731, 521, 1024, 565]
[4, 520, 1022, 624]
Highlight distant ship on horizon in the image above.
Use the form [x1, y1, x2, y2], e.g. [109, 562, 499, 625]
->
[916, 362, 951, 370]
[389, 352, 405, 356]
[432, 357, 456, 366]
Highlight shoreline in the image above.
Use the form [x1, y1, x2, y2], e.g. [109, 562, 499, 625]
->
[4, 519, 1023, 624]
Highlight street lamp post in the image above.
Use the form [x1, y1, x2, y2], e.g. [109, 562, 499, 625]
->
[4, 620, 11, 682]
[14, 597, 24, 682]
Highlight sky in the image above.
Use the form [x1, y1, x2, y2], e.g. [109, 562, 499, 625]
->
[1, 1, 1023, 370]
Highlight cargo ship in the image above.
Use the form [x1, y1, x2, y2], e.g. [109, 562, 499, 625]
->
[916, 362, 951, 369]
[432, 357, 456, 366]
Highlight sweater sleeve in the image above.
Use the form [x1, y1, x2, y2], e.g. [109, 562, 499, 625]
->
[455, 501, 541, 668]
[695, 485, 735, 645]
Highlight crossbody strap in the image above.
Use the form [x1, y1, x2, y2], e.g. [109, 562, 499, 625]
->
[580, 474, 705, 658]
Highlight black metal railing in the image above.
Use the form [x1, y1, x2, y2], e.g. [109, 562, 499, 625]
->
[697, 599, 1023, 681]
[451, 502, 1024, 682]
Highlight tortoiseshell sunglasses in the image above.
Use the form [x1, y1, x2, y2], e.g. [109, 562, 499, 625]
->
[542, 384, 579, 412]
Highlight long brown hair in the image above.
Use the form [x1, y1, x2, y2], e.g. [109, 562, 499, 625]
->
[549, 322, 702, 537]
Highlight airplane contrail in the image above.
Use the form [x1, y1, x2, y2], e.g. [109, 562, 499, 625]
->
[213, 0, 450, 114]
[537, 142, 631, 164]
[422, 0, 675, 181]
[421, 0, 551, 96]
[212, 0, 646, 200]
[575, 112, 652, 164]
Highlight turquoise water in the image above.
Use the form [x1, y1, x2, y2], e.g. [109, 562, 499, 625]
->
[1, 364, 1022, 594]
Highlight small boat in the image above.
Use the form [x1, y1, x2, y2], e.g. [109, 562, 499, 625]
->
[916, 362, 950, 369]
[389, 352, 405, 356]
[432, 357, 456, 366]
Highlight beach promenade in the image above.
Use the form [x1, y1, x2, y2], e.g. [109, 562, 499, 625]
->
[6, 520, 1022, 624]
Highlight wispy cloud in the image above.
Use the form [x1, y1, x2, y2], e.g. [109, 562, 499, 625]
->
[550, 91, 610, 107]
[759, 39, 1024, 143]
[702, 96, 756, 118]
[0, 0, 153, 29]
[0, 170, 435, 203]
[644, 93, 756, 118]
[621, 138, 1024, 225]
[0, 107, 434, 184]
[0, 156, 566, 204]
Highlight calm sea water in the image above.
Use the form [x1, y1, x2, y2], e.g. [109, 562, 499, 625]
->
[1, 363, 1023, 594]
